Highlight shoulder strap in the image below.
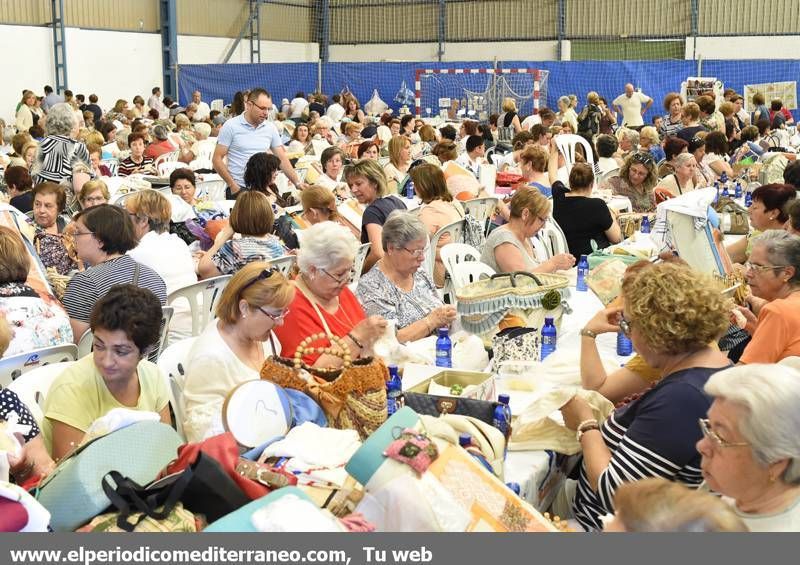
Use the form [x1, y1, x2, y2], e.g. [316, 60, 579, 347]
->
[294, 278, 333, 336]
[132, 261, 141, 287]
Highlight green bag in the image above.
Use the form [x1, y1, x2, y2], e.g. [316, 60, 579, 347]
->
[587, 240, 645, 270]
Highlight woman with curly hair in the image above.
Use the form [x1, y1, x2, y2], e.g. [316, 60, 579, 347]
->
[559, 262, 732, 531]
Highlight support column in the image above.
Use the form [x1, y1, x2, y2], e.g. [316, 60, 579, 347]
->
[51, 0, 68, 93]
[160, 0, 178, 100]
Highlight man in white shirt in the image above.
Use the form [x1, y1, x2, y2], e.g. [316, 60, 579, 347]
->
[147, 87, 169, 120]
[192, 90, 210, 122]
[456, 135, 487, 177]
[290, 92, 309, 119]
[212, 88, 307, 198]
[325, 94, 346, 122]
[613, 84, 652, 129]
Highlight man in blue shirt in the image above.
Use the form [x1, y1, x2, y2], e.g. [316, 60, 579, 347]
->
[212, 88, 307, 197]
[42, 85, 64, 112]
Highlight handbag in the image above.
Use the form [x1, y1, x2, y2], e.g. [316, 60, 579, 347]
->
[617, 212, 656, 239]
[402, 391, 501, 426]
[456, 271, 570, 345]
[261, 333, 389, 440]
[79, 502, 200, 532]
[586, 239, 644, 269]
[34, 421, 182, 532]
[713, 196, 749, 235]
[101, 451, 250, 531]
[492, 326, 540, 366]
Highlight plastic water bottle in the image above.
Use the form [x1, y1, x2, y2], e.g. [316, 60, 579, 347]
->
[616, 331, 633, 356]
[541, 318, 557, 360]
[734, 181, 743, 199]
[493, 394, 512, 440]
[576, 254, 589, 292]
[459, 433, 495, 473]
[745, 190, 753, 208]
[713, 181, 720, 203]
[386, 364, 402, 417]
[405, 178, 415, 200]
[720, 171, 728, 185]
[435, 327, 452, 368]
[721, 183, 730, 198]
[640, 215, 651, 234]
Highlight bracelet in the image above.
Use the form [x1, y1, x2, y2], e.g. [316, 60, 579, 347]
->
[580, 328, 598, 339]
[347, 332, 363, 349]
[577, 418, 599, 433]
[577, 424, 600, 442]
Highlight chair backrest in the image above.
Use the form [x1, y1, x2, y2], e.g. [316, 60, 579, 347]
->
[156, 337, 197, 440]
[462, 197, 499, 234]
[157, 160, 183, 178]
[77, 329, 93, 358]
[350, 243, 372, 289]
[196, 177, 227, 201]
[154, 150, 180, 169]
[167, 275, 232, 337]
[440, 243, 481, 280]
[270, 255, 296, 278]
[210, 99, 224, 112]
[7, 361, 74, 424]
[428, 219, 466, 278]
[155, 306, 175, 360]
[555, 134, 595, 177]
[451, 261, 495, 290]
[0, 344, 78, 388]
[530, 233, 551, 261]
[598, 167, 620, 184]
[110, 188, 147, 208]
[537, 218, 569, 257]
[196, 139, 216, 162]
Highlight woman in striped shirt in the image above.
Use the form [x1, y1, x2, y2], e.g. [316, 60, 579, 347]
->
[561, 262, 732, 531]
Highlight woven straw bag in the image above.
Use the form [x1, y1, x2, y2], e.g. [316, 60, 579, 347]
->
[261, 333, 389, 440]
[456, 271, 571, 345]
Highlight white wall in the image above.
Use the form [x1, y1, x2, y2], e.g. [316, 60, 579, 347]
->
[178, 34, 318, 64]
[687, 36, 800, 59]
[328, 40, 560, 62]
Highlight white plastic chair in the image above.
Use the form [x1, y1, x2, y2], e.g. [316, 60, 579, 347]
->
[167, 276, 231, 337]
[7, 361, 74, 424]
[270, 255, 296, 277]
[462, 196, 499, 235]
[427, 219, 466, 279]
[157, 160, 183, 178]
[195, 139, 216, 162]
[349, 243, 372, 291]
[210, 99, 224, 112]
[537, 218, 569, 257]
[530, 234, 551, 261]
[154, 151, 180, 170]
[0, 344, 78, 388]
[451, 261, 495, 290]
[156, 337, 197, 440]
[439, 243, 481, 305]
[555, 134, 595, 177]
[196, 178, 226, 201]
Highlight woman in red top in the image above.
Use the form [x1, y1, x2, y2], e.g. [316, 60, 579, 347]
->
[273, 221, 386, 368]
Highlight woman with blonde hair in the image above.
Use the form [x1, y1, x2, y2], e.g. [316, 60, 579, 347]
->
[182, 261, 295, 442]
[496, 97, 522, 147]
[384, 135, 412, 190]
[639, 126, 665, 162]
[480, 187, 574, 273]
[275, 185, 358, 249]
[604, 478, 748, 532]
[77, 179, 110, 209]
[559, 262, 732, 531]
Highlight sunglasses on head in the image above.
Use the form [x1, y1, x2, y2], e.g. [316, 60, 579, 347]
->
[241, 266, 280, 292]
[630, 152, 655, 166]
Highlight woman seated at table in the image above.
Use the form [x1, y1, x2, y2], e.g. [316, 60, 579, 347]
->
[357, 140, 380, 160]
[519, 145, 552, 195]
[356, 212, 456, 344]
[702, 131, 734, 181]
[31, 182, 75, 276]
[170, 167, 200, 206]
[42, 285, 171, 460]
[118, 132, 155, 177]
[345, 159, 406, 273]
[5, 166, 34, 214]
[274, 185, 358, 250]
[657, 136, 689, 179]
[413, 164, 464, 287]
[320, 146, 346, 184]
[274, 222, 386, 368]
[62, 204, 167, 342]
[243, 152, 294, 208]
[552, 163, 621, 257]
[727, 184, 796, 264]
[559, 262, 732, 531]
[480, 187, 574, 274]
[690, 135, 717, 187]
[0, 226, 73, 356]
[734, 230, 800, 364]
[383, 136, 412, 190]
[182, 262, 294, 442]
[599, 151, 658, 213]
[697, 364, 800, 531]
[198, 191, 288, 279]
[656, 152, 701, 198]
[287, 123, 312, 155]
[77, 179, 110, 210]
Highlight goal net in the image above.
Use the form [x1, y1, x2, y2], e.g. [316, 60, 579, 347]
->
[415, 68, 549, 121]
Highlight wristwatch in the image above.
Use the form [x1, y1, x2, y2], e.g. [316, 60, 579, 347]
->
[579, 328, 598, 339]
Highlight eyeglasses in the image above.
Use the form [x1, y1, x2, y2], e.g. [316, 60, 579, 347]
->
[249, 100, 270, 112]
[321, 267, 352, 285]
[82, 196, 106, 204]
[619, 314, 632, 337]
[630, 152, 655, 166]
[744, 262, 789, 273]
[72, 230, 95, 238]
[698, 418, 749, 449]
[402, 246, 429, 258]
[241, 267, 279, 292]
[257, 306, 289, 322]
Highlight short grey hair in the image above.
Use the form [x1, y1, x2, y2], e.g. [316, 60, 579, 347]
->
[557, 96, 570, 108]
[673, 152, 696, 168]
[381, 210, 427, 252]
[705, 364, 800, 485]
[752, 229, 800, 285]
[194, 122, 211, 140]
[297, 221, 359, 273]
[617, 127, 640, 145]
[45, 103, 77, 137]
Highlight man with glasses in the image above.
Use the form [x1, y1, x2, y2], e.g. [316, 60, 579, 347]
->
[212, 88, 307, 199]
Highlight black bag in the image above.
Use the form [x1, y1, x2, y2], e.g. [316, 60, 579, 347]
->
[170, 221, 197, 245]
[101, 452, 250, 531]
[402, 392, 500, 426]
[577, 103, 601, 136]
